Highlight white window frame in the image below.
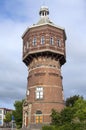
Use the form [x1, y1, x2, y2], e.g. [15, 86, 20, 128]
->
[26, 41, 29, 49]
[36, 87, 43, 99]
[41, 36, 45, 44]
[23, 45, 26, 53]
[33, 37, 36, 46]
[50, 37, 54, 45]
[57, 39, 61, 47]
[0, 110, 2, 114]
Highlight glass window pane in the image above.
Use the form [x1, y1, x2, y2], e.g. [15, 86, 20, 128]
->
[33, 37, 36, 45]
[37, 92, 39, 96]
[50, 37, 54, 45]
[37, 95, 39, 99]
[36, 87, 43, 99]
[57, 39, 61, 47]
[40, 92, 43, 95]
[41, 36, 45, 44]
[0, 110, 2, 114]
[0, 120, 2, 125]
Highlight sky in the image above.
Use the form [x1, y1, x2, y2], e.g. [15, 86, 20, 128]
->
[0, 0, 86, 109]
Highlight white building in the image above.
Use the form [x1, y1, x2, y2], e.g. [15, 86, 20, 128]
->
[0, 108, 12, 127]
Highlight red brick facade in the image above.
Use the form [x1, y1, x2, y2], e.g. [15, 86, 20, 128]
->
[22, 6, 66, 128]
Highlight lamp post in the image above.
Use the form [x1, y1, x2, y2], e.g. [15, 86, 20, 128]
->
[11, 115, 14, 130]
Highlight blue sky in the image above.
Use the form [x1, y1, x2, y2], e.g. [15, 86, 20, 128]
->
[0, 0, 86, 109]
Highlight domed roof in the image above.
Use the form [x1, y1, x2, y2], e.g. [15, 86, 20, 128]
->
[36, 6, 54, 25]
[39, 6, 49, 16]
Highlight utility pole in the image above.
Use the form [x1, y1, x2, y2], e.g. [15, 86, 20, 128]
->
[11, 115, 14, 130]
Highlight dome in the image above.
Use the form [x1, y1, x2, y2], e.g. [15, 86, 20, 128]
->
[36, 6, 53, 25]
[39, 6, 49, 16]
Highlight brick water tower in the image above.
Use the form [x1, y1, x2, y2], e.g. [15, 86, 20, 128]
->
[22, 6, 66, 128]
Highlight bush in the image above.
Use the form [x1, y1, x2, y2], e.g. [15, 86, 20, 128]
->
[42, 123, 86, 130]
[42, 125, 57, 130]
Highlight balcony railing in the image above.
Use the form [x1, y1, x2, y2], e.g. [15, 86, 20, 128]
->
[23, 44, 65, 58]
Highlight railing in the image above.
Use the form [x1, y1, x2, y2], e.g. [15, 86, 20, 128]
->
[23, 44, 65, 58]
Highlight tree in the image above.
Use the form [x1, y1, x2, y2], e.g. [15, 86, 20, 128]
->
[50, 95, 86, 130]
[66, 95, 83, 107]
[61, 107, 76, 124]
[12, 99, 24, 129]
[51, 109, 62, 126]
[73, 98, 86, 122]
[4, 112, 12, 123]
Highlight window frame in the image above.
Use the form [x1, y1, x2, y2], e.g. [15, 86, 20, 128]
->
[33, 37, 37, 46]
[26, 41, 29, 49]
[41, 36, 45, 45]
[50, 37, 54, 45]
[23, 45, 26, 53]
[36, 87, 43, 100]
[57, 39, 61, 47]
[0, 110, 2, 114]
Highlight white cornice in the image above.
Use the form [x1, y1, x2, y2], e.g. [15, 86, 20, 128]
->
[22, 23, 66, 38]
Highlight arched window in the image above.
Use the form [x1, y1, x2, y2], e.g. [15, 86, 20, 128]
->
[41, 36, 45, 44]
[26, 41, 29, 49]
[23, 45, 26, 53]
[57, 39, 61, 47]
[36, 110, 42, 114]
[50, 37, 54, 45]
[33, 37, 36, 46]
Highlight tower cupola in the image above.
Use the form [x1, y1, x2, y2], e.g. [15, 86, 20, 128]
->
[39, 6, 49, 17]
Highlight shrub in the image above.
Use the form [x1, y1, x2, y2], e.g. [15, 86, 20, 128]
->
[42, 125, 57, 130]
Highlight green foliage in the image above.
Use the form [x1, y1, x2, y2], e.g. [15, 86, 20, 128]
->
[58, 123, 86, 130]
[42, 123, 86, 130]
[51, 107, 76, 126]
[4, 112, 12, 123]
[60, 107, 76, 124]
[73, 98, 86, 122]
[51, 109, 62, 126]
[13, 99, 24, 129]
[47, 95, 86, 130]
[42, 125, 58, 130]
[66, 95, 83, 107]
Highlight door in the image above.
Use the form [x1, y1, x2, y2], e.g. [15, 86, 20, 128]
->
[36, 115, 43, 123]
[35, 110, 43, 124]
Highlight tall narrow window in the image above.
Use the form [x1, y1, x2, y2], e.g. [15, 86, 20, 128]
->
[26, 41, 29, 49]
[36, 87, 43, 99]
[33, 37, 36, 46]
[23, 45, 26, 53]
[50, 37, 54, 45]
[41, 36, 45, 44]
[57, 39, 61, 47]
[0, 110, 2, 114]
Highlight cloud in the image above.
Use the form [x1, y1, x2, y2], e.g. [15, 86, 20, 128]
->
[0, 19, 27, 109]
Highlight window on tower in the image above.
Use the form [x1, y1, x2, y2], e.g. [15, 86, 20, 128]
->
[33, 37, 36, 46]
[50, 37, 54, 45]
[41, 36, 45, 44]
[26, 41, 29, 49]
[23, 45, 26, 53]
[36, 87, 43, 99]
[57, 39, 61, 47]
